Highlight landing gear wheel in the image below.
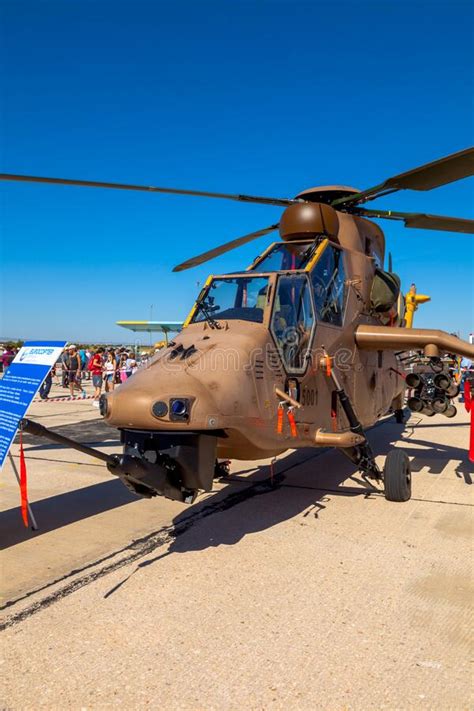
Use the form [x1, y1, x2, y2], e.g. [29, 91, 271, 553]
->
[384, 449, 411, 502]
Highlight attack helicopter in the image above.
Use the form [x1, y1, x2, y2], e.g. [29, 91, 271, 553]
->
[3, 146, 474, 504]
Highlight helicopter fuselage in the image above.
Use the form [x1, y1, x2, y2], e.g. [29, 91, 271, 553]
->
[102, 205, 405, 500]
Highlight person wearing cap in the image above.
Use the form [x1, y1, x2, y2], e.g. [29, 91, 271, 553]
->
[61, 349, 69, 388]
[64, 345, 86, 398]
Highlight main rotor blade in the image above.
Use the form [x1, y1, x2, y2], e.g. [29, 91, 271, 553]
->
[173, 223, 279, 272]
[333, 147, 474, 207]
[359, 208, 474, 234]
[0, 173, 301, 208]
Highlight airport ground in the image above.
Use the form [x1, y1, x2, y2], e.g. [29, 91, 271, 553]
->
[1, 378, 473, 710]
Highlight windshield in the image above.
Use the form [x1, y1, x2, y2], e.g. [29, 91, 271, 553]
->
[250, 242, 317, 272]
[192, 276, 270, 324]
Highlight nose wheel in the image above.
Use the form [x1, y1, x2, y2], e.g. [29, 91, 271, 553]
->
[383, 449, 412, 501]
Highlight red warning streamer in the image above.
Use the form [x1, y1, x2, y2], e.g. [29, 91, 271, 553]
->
[276, 405, 284, 434]
[19, 431, 29, 527]
[325, 356, 332, 378]
[287, 408, 298, 438]
[464, 381, 474, 463]
[465, 380, 472, 414]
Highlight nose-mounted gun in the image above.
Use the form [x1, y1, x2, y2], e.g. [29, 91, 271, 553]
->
[19, 418, 218, 503]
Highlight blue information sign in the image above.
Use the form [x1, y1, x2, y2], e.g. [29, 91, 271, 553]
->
[0, 341, 67, 468]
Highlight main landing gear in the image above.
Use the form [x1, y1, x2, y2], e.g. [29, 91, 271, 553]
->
[342, 430, 412, 502]
[330, 371, 412, 502]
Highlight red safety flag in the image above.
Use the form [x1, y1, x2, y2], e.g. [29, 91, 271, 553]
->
[276, 405, 284, 434]
[327, 357, 332, 378]
[464, 381, 474, 463]
[19, 430, 29, 527]
[287, 408, 298, 438]
[465, 380, 471, 413]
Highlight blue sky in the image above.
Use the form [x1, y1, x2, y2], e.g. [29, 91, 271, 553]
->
[1, 0, 473, 343]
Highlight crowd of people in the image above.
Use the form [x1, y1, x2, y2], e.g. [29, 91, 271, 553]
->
[0, 343, 148, 405]
[52, 345, 140, 404]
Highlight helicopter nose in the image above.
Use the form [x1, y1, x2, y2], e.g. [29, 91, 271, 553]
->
[103, 384, 175, 428]
[100, 329, 268, 431]
[100, 362, 219, 430]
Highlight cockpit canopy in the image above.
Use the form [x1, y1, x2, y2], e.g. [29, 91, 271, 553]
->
[189, 239, 348, 374]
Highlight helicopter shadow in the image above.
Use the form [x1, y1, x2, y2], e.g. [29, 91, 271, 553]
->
[113, 421, 413, 585]
[399, 436, 473, 483]
[103, 444, 376, 597]
[125, 417, 472, 563]
[102, 418, 472, 597]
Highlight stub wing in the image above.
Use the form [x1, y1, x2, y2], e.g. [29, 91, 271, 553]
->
[355, 325, 474, 359]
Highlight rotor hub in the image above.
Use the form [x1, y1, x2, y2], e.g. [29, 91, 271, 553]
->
[279, 202, 339, 241]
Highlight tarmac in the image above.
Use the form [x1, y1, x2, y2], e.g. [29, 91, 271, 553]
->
[1, 377, 473, 710]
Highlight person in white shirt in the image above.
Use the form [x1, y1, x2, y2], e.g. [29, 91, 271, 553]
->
[125, 352, 137, 378]
[104, 350, 117, 392]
